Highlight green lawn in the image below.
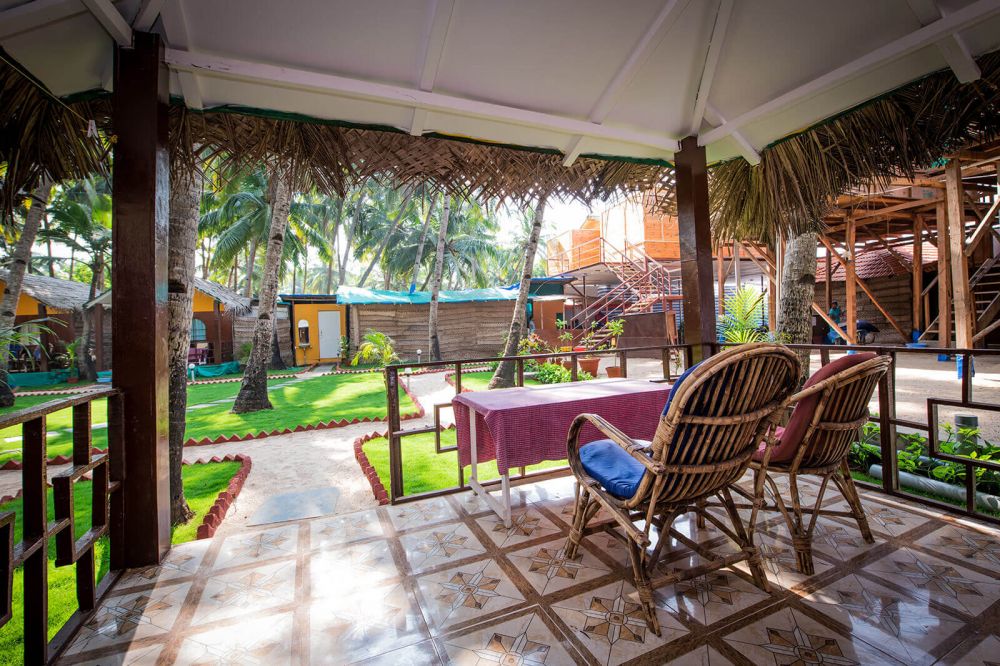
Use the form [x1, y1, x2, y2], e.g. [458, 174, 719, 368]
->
[0, 372, 415, 464]
[363, 429, 565, 496]
[0, 461, 239, 662]
[13, 380, 97, 393]
[190, 366, 305, 382]
[456, 370, 542, 392]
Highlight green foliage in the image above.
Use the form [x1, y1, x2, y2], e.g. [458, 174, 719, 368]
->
[517, 333, 550, 357]
[720, 286, 767, 344]
[237, 342, 253, 364]
[606, 318, 625, 344]
[351, 330, 399, 368]
[532, 362, 593, 384]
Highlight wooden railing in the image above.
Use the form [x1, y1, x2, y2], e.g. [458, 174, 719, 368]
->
[383, 345, 693, 504]
[0, 387, 124, 664]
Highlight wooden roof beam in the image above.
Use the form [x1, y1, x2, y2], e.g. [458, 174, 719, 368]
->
[905, 0, 982, 82]
[80, 0, 132, 47]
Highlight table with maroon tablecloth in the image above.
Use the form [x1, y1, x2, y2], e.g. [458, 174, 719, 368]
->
[452, 378, 672, 524]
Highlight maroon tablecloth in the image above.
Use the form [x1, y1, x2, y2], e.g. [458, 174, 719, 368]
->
[453, 379, 672, 475]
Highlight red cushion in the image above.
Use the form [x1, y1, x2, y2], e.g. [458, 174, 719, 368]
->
[753, 352, 877, 464]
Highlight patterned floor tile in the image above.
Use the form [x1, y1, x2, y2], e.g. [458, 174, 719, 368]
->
[914, 523, 1000, 573]
[398, 521, 487, 573]
[552, 579, 688, 665]
[722, 606, 902, 665]
[863, 546, 1000, 617]
[174, 611, 294, 665]
[311, 538, 400, 594]
[475, 505, 561, 549]
[657, 555, 771, 627]
[938, 633, 1000, 665]
[826, 497, 930, 538]
[507, 539, 612, 596]
[803, 516, 881, 563]
[452, 488, 531, 517]
[663, 644, 734, 665]
[751, 530, 834, 590]
[801, 573, 965, 666]
[63, 581, 191, 656]
[414, 557, 525, 632]
[191, 559, 296, 624]
[72, 642, 164, 665]
[441, 610, 579, 665]
[211, 524, 298, 570]
[309, 579, 428, 663]
[349, 638, 443, 665]
[311, 509, 384, 550]
[386, 497, 457, 531]
[115, 538, 210, 591]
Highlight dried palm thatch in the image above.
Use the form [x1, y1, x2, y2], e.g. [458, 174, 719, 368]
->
[169, 105, 673, 206]
[0, 51, 108, 220]
[712, 51, 1000, 244]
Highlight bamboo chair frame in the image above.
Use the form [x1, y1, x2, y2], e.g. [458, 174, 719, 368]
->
[735, 354, 891, 575]
[564, 343, 799, 635]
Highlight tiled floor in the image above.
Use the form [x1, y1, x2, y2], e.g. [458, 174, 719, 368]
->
[60, 474, 1000, 665]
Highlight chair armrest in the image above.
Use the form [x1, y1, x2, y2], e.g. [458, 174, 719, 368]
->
[567, 413, 665, 474]
[784, 381, 827, 408]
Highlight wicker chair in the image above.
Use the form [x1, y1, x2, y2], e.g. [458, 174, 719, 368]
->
[564, 343, 799, 635]
[739, 352, 891, 575]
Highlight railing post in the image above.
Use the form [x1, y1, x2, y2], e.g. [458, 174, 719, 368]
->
[454, 362, 462, 394]
[618, 351, 628, 378]
[22, 416, 48, 664]
[877, 351, 898, 493]
[570, 355, 578, 382]
[386, 367, 403, 502]
[108, 392, 125, 572]
[661, 347, 670, 379]
[516, 358, 524, 386]
[961, 352, 973, 403]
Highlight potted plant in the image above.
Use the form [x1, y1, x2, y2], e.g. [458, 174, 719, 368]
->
[65, 338, 81, 383]
[555, 318, 574, 368]
[576, 327, 601, 376]
[605, 319, 626, 378]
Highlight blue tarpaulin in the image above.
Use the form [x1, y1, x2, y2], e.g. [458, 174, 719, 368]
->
[336, 285, 520, 305]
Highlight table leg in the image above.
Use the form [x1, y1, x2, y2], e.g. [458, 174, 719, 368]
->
[466, 407, 512, 528]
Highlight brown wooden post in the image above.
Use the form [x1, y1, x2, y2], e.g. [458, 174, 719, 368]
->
[937, 201, 953, 349]
[845, 217, 857, 344]
[716, 252, 725, 316]
[93, 303, 105, 371]
[733, 241, 741, 287]
[946, 159, 974, 349]
[213, 299, 223, 364]
[767, 248, 777, 331]
[824, 251, 832, 310]
[37, 304, 49, 372]
[912, 216, 923, 334]
[111, 32, 171, 567]
[675, 136, 715, 360]
[22, 416, 48, 664]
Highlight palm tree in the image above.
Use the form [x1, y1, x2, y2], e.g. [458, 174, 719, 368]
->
[408, 191, 438, 293]
[0, 177, 53, 406]
[232, 165, 293, 413]
[43, 177, 113, 382]
[776, 231, 819, 385]
[489, 193, 549, 389]
[166, 166, 202, 524]
[428, 196, 451, 361]
[353, 185, 418, 288]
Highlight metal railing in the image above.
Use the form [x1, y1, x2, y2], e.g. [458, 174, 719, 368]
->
[383, 344, 693, 504]
[0, 387, 124, 663]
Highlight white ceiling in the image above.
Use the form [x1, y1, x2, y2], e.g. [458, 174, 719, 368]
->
[2, 0, 1000, 166]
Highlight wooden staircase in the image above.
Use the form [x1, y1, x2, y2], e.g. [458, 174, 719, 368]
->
[920, 255, 1000, 345]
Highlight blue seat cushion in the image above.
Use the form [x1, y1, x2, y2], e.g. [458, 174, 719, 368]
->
[579, 439, 652, 499]
[663, 360, 702, 415]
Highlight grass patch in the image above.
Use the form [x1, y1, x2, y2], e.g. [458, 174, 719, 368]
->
[13, 380, 98, 393]
[184, 373, 416, 442]
[456, 370, 541, 392]
[0, 373, 413, 464]
[190, 366, 306, 382]
[0, 461, 239, 661]
[362, 430, 564, 495]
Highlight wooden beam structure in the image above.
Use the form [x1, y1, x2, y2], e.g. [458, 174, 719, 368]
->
[675, 136, 715, 360]
[912, 217, 923, 333]
[946, 159, 975, 348]
[844, 217, 858, 344]
[936, 200, 953, 349]
[111, 32, 171, 567]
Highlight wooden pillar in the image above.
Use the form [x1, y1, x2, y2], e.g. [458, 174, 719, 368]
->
[733, 241, 741, 288]
[111, 32, 171, 567]
[912, 217, 923, 334]
[946, 159, 974, 349]
[824, 251, 832, 310]
[94, 304, 104, 371]
[716, 252, 725, 316]
[936, 200, 953, 349]
[845, 217, 857, 344]
[37, 304, 49, 371]
[675, 136, 715, 359]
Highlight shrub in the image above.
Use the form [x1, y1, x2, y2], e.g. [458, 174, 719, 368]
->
[532, 362, 593, 385]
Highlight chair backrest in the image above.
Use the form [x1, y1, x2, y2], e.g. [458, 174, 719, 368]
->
[793, 354, 891, 470]
[644, 343, 799, 503]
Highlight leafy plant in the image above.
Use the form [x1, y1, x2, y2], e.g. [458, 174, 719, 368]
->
[237, 342, 253, 364]
[720, 286, 767, 344]
[532, 362, 593, 385]
[339, 335, 350, 358]
[64, 338, 82, 377]
[606, 318, 625, 347]
[351, 330, 399, 368]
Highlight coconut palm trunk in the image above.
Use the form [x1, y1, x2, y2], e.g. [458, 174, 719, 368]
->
[409, 192, 438, 293]
[325, 197, 345, 293]
[428, 196, 451, 361]
[357, 187, 415, 287]
[339, 187, 365, 286]
[167, 168, 202, 523]
[0, 177, 52, 407]
[489, 194, 548, 389]
[233, 167, 292, 413]
[776, 230, 818, 385]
